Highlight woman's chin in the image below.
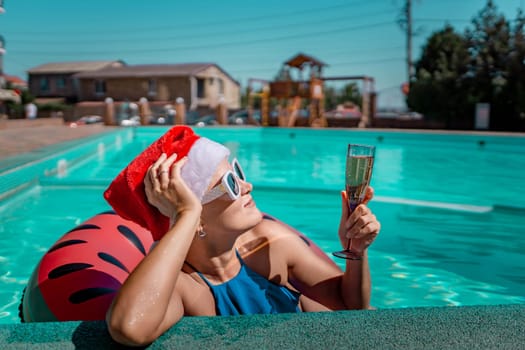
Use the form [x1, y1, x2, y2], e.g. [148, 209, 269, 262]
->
[238, 207, 263, 231]
[247, 206, 263, 223]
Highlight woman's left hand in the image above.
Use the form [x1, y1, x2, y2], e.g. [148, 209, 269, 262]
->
[337, 187, 380, 256]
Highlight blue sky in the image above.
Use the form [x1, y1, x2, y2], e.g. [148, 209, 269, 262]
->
[0, 0, 523, 108]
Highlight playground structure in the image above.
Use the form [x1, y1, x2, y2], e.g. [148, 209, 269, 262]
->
[247, 53, 376, 128]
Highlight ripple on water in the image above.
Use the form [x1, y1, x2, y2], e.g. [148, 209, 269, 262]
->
[370, 253, 525, 308]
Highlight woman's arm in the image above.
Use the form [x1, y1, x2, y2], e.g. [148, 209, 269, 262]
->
[107, 154, 202, 346]
[285, 188, 379, 310]
[107, 212, 199, 346]
[337, 189, 378, 309]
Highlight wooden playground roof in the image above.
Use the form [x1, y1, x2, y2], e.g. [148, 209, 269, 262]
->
[284, 53, 327, 69]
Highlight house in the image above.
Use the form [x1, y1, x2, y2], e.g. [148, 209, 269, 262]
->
[0, 75, 24, 110]
[73, 63, 240, 113]
[3, 75, 27, 90]
[27, 60, 125, 103]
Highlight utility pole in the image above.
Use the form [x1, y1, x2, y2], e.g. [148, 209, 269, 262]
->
[0, 0, 5, 89]
[406, 0, 413, 84]
[398, 0, 414, 85]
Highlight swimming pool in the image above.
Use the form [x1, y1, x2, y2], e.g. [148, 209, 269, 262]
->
[1, 127, 524, 324]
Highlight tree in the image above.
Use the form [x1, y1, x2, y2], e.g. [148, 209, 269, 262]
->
[465, 0, 511, 130]
[339, 83, 362, 107]
[504, 8, 525, 129]
[323, 83, 362, 111]
[407, 25, 471, 127]
[409, 0, 525, 131]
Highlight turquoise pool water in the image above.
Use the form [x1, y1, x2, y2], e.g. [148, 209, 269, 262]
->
[1, 127, 524, 324]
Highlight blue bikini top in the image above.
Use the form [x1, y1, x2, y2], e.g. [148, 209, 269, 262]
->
[185, 251, 300, 316]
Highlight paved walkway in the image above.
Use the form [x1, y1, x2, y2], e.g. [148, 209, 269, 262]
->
[0, 119, 111, 160]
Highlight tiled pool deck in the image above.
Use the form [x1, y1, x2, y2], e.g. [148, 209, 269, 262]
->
[1, 120, 523, 349]
[0, 119, 112, 160]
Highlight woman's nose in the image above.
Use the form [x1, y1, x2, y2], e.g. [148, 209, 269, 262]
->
[240, 179, 252, 194]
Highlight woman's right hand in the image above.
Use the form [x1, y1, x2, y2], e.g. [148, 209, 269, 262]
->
[144, 153, 202, 221]
[337, 187, 380, 255]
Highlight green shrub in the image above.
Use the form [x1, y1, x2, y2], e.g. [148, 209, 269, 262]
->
[38, 103, 71, 112]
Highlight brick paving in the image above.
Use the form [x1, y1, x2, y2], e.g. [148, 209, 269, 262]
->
[0, 119, 112, 160]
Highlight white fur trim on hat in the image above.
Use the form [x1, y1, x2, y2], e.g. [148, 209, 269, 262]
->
[180, 137, 230, 201]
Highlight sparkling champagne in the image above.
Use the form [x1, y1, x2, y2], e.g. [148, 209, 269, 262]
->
[345, 155, 374, 210]
[334, 144, 375, 260]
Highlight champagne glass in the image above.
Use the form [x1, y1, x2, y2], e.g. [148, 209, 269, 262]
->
[333, 144, 375, 260]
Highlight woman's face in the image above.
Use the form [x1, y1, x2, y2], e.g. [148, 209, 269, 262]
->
[201, 158, 262, 235]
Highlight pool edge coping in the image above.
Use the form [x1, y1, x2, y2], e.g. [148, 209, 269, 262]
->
[1, 304, 523, 349]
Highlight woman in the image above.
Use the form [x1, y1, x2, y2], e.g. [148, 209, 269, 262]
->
[104, 127, 380, 346]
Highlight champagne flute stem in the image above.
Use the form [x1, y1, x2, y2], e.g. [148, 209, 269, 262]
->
[346, 237, 352, 251]
[346, 201, 357, 251]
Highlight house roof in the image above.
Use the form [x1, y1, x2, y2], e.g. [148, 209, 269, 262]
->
[3, 74, 27, 87]
[27, 60, 125, 74]
[73, 63, 239, 85]
[284, 53, 327, 69]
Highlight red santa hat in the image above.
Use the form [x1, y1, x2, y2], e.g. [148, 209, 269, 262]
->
[103, 126, 230, 240]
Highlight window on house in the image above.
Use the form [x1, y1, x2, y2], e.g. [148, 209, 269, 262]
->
[40, 77, 49, 92]
[197, 78, 205, 98]
[218, 78, 224, 94]
[72, 78, 79, 93]
[56, 77, 66, 90]
[95, 80, 106, 95]
[148, 79, 157, 96]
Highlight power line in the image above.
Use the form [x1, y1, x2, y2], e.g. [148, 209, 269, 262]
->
[228, 57, 405, 74]
[9, 10, 395, 45]
[376, 84, 405, 93]
[9, 0, 383, 36]
[11, 21, 396, 56]
[329, 56, 405, 67]
[4, 43, 405, 77]
[413, 18, 471, 23]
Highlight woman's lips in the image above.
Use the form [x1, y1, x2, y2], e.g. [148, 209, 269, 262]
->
[243, 197, 255, 208]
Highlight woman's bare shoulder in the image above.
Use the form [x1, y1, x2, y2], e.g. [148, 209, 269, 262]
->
[177, 270, 216, 316]
[237, 216, 307, 258]
[257, 214, 310, 239]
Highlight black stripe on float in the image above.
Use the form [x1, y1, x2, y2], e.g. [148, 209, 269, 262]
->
[262, 214, 275, 221]
[298, 235, 312, 247]
[117, 225, 147, 256]
[98, 252, 130, 273]
[47, 239, 87, 253]
[48, 263, 93, 279]
[66, 224, 101, 234]
[69, 287, 116, 304]
[100, 210, 117, 215]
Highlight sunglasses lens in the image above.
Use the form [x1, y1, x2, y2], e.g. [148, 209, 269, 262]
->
[227, 172, 239, 196]
[233, 161, 245, 181]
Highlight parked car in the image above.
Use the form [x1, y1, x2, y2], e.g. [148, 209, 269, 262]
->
[399, 112, 423, 120]
[68, 115, 103, 128]
[185, 111, 201, 125]
[228, 109, 261, 125]
[297, 109, 310, 119]
[149, 115, 168, 125]
[77, 115, 103, 124]
[324, 108, 361, 119]
[179, 111, 216, 126]
[192, 114, 218, 127]
[120, 116, 140, 126]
